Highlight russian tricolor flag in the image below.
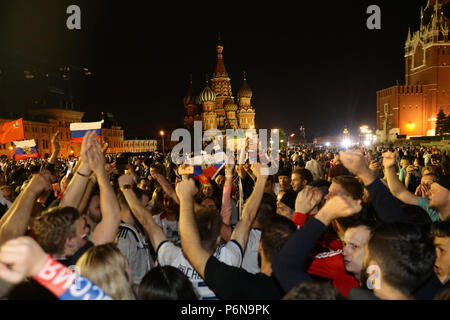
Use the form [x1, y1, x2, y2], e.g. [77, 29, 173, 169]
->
[69, 121, 103, 143]
[14, 139, 40, 160]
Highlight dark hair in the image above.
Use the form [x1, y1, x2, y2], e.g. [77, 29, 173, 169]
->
[194, 207, 222, 252]
[283, 281, 345, 300]
[256, 202, 277, 227]
[431, 220, 450, 238]
[292, 168, 313, 185]
[138, 266, 198, 300]
[332, 176, 364, 200]
[260, 215, 297, 262]
[368, 223, 436, 297]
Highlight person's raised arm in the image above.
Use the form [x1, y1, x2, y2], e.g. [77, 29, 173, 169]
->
[118, 174, 167, 250]
[220, 164, 234, 226]
[340, 150, 410, 223]
[84, 133, 121, 245]
[151, 171, 179, 205]
[230, 163, 268, 252]
[0, 172, 52, 246]
[48, 131, 60, 166]
[0, 237, 111, 300]
[272, 195, 362, 292]
[177, 177, 210, 278]
[59, 131, 95, 208]
[382, 151, 419, 205]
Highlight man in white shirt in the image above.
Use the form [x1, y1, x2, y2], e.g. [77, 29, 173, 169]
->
[305, 152, 323, 182]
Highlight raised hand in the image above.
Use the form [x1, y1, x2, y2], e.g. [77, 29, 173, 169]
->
[295, 185, 323, 214]
[84, 134, 106, 176]
[339, 150, 369, 177]
[80, 131, 96, 164]
[175, 178, 198, 200]
[251, 162, 269, 181]
[26, 172, 53, 197]
[51, 131, 61, 153]
[0, 237, 48, 284]
[382, 151, 397, 169]
[316, 195, 362, 225]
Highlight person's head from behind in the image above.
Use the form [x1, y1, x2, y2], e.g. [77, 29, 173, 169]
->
[325, 176, 363, 202]
[33, 206, 89, 256]
[363, 223, 436, 299]
[118, 187, 150, 224]
[76, 243, 135, 300]
[291, 168, 313, 192]
[283, 281, 345, 300]
[138, 266, 198, 300]
[259, 215, 297, 274]
[431, 220, 450, 284]
[194, 206, 223, 253]
[1, 185, 15, 202]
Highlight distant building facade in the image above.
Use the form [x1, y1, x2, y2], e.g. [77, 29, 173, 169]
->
[0, 108, 157, 159]
[377, 0, 450, 142]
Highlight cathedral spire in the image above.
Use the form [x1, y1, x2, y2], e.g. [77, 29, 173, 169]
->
[213, 34, 228, 78]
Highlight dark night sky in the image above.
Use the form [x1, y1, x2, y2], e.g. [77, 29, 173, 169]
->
[0, 0, 429, 140]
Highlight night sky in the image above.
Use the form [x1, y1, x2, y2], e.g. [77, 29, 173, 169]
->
[0, 0, 430, 140]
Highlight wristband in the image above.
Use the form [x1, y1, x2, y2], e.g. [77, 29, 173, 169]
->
[120, 184, 132, 191]
[76, 171, 90, 177]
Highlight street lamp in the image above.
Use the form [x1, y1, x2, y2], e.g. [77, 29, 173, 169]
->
[160, 130, 165, 154]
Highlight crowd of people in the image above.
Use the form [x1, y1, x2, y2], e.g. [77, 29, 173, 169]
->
[0, 131, 449, 300]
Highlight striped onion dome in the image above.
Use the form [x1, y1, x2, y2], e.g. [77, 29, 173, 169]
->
[200, 82, 216, 102]
[237, 71, 252, 99]
[224, 98, 238, 112]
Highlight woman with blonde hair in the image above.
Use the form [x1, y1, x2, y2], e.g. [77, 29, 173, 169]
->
[76, 243, 136, 300]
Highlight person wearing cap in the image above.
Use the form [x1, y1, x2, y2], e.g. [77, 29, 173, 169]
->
[276, 189, 297, 220]
[276, 167, 292, 195]
[383, 151, 450, 222]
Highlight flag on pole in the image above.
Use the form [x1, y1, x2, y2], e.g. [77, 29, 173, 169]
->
[69, 121, 103, 143]
[185, 146, 227, 185]
[0, 118, 25, 144]
[14, 139, 39, 160]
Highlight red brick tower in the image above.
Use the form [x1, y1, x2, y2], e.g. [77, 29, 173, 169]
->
[377, 0, 450, 142]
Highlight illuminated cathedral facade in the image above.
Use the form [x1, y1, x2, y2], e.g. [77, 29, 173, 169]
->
[377, 0, 450, 142]
[183, 37, 256, 132]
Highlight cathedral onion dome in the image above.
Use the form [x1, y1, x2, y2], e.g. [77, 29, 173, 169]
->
[200, 84, 216, 102]
[224, 98, 238, 112]
[237, 72, 252, 99]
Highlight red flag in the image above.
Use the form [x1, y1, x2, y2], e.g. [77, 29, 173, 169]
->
[0, 119, 25, 144]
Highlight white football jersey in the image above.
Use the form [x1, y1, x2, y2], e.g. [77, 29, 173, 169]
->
[241, 228, 262, 274]
[156, 240, 243, 300]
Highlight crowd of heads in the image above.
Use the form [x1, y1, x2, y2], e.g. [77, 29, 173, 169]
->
[0, 137, 449, 300]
